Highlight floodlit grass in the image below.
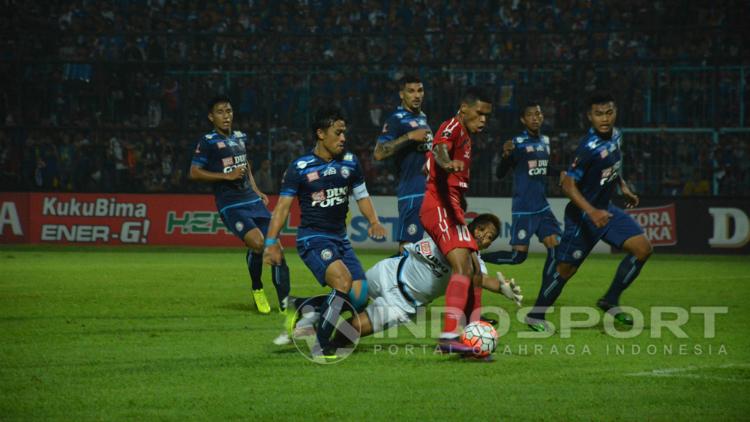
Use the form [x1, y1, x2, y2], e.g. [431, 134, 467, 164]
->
[1, 246, 749, 420]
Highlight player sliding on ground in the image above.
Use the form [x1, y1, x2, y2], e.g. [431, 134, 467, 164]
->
[276, 214, 523, 356]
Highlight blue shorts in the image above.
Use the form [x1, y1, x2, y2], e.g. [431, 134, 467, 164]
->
[510, 207, 561, 246]
[219, 199, 271, 240]
[556, 203, 644, 265]
[297, 234, 366, 287]
[397, 195, 425, 243]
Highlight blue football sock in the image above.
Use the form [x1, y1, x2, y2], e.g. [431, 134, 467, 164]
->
[246, 250, 263, 290]
[481, 250, 527, 265]
[271, 259, 291, 309]
[529, 267, 568, 321]
[603, 254, 646, 305]
[315, 289, 350, 353]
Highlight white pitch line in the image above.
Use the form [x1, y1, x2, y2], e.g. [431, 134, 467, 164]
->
[626, 363, 750, 382]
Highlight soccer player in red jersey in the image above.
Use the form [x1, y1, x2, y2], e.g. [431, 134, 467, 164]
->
[420, 87, 493, 353]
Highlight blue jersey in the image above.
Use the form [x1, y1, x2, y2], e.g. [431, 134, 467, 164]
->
[504, 131, 552, 213]
[280, 150, 366, 235]
[191, 130, 262, 211]
[566, 127, 624, 210]
[377, 106, 432, 197]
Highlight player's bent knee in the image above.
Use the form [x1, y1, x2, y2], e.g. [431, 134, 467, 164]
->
[243, 229, 264, 252]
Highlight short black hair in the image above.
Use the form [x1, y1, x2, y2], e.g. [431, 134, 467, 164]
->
[587, 92, 616, 110]
[468, 213, 501, 240]
[311, 106, 346, 140]
[520, 101, 542, 117]
[399, 74, 422, 90]
[207, 95, 232, 113]
[460, 86, 492, 106]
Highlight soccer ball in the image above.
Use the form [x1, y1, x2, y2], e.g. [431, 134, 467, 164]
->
[460, 321, 498, 357]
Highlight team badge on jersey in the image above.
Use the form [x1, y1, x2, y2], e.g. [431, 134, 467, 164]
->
[340, 167, 350, 179]
[297, 160, 308, 169]
[320, 249, 333, 261]
[306, 171, 319, 182]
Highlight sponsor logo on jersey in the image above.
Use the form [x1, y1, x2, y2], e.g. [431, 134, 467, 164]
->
[343, 153, 354, 162]
[340, 167, 350, 179]
[409, 120, 418, 128]
[322, 167, 337, 177]
[600, 149, 609, 158]
[528, 159, 548, 176]
[535, 144, 545, 152]
[217, 141, 226, 149]
[320, 248, 333, 261]
[526, 146, 534, 152]
[306, 171, 319, 182]
[418, 240, 432, 256]
[381, 123, 388, 133]
[222, 157, 234, 166]
[600, 161, 621, 185]
[312, 187, 349, 208]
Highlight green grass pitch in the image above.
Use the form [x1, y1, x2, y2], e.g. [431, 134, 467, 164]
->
[1, 246, 749, 420]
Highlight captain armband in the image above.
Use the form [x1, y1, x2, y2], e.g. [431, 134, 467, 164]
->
[352, 183, 370, 200]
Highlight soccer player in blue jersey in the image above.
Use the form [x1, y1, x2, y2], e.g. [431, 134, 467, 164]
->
[189, 95, 290, 314]
[263, 106, 387, 360]
[373, 75, 432, 252]
[483, 102, 561, 272]
[526, 93, 653, 331]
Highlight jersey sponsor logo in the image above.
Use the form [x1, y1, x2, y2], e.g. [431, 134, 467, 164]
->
[381, 123, 388, 133]
[600, 149, 609, 158]
[306, 171, 320, 182]
[528, 159, 548, 176]
[311, 187, 349, 208]
[222, 157, 234, 166]
[535, 144, 545, 152]
[320, 248, 333, 261]
[458, 181, 468, 188]
[600, 161, 621, 185]
[343, 153, 354, 161]
[322, 166, 337, 177]
[418, 240, 432, 256]
[217, 141, 226, 149]
[340, 167, 351, 179]
[409, 120, 418, 128]
[526, 146, 534, 153]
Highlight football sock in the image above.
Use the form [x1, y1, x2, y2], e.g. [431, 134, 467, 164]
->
[543, 247, 556, 277]
[246, 250, 263, 290]
[315, 289, 349, 352]
[443, 274, 471, 335]
[481, 250, 527, 265]
[292, 295, 327, 312]
[271, 259, 291, 309]
[602, 254, 646, 305]
[528, 267, 569, 321]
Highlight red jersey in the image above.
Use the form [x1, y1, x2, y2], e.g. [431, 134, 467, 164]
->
[425, 117, 472, 195]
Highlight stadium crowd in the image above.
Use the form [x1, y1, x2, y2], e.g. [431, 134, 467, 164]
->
[1, 1, 748, 196]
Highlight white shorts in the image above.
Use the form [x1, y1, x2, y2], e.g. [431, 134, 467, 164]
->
[364, 257, 417, 333]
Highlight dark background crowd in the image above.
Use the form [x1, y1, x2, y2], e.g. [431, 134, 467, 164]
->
[0, 0, 748, 196]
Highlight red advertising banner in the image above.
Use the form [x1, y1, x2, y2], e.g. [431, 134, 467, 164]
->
[0, 193, 300, 247]
[624, 203, 678, 246]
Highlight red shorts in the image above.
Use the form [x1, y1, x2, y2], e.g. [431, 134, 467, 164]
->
[420, 202, 478, 256]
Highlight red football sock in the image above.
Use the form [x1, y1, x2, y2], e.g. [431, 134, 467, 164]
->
[443, 274, 471, 335]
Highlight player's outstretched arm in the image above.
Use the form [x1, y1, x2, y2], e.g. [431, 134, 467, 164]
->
[189, 164, 245, 183]
[355, 196, 386, 240]
[373, 129, 430, 161]
[495, 140, 514, 179]
[481, 271, 523, 306]
[263, 195, 294, 265]
[561, 172, 611, 228]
